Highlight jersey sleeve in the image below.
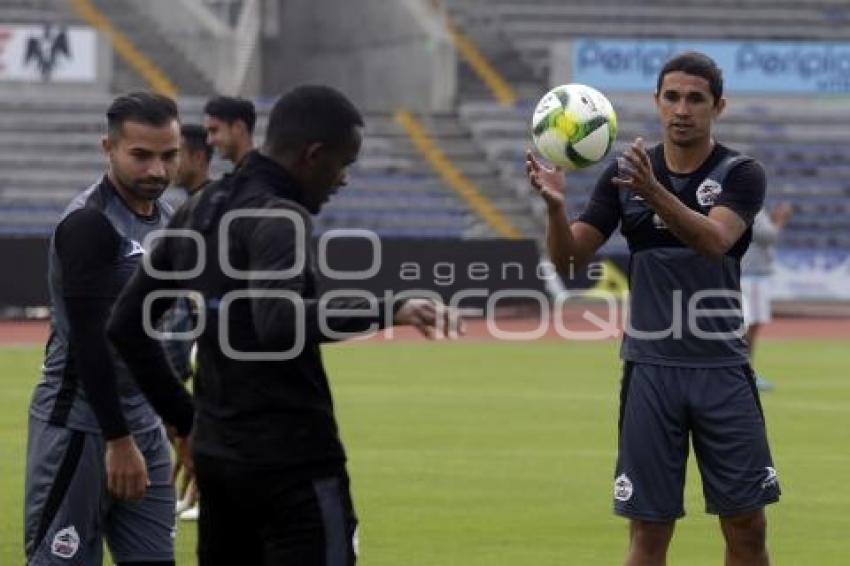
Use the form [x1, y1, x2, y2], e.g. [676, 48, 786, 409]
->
[715, 160, 766, 226]
[576, 160, 621, 238]
[55, 208, 129, 439]
[55, 208, 123, 298]
[244, 206, 395, 350]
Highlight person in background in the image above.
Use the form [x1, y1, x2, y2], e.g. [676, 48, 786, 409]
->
[165, 123, 213, 521]
[176, 123, 213, 196]
[203, 95, 255, 168]
[741, 203, 793, 391]
[161, 123, 214, 211]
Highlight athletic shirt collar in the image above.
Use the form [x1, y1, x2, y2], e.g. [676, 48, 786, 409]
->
[655, 143, 725, 193]
[100, 175, 161, 224]
[237, 150, 304, 205]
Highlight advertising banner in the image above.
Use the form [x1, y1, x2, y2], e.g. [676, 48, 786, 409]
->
[0, 24, 97, 82]
[772, 249, 850, 301]
[571, 38, 850, 94]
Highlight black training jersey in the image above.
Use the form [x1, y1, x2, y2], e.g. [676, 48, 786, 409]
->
[30, 177, 173, 436]
[579, 143, 765, 367]
[108, 151, 397, 469]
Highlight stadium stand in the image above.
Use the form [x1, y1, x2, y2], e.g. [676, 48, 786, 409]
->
[442, 0, 850, 80]
[202, 0, 245, 26]
[0, 0, 541, 240]
[87, 0, 214, 94]
[3, 0, 849, 250]
[0, 93, 508, 239]
[0, 0, 79, 24]
[442, 0, 850, 251]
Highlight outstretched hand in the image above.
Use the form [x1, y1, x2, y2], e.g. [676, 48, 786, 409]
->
[611, 138, 662, 198]
[395, 299, 466, 340]
[525, 150, 566, 211]
[770, 202, 793, 228]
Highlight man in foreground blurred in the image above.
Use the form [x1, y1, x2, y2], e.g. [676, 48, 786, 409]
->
[109, 85, 463, 565]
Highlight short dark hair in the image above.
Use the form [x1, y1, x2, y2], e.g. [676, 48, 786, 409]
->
[106, 92, 179, 138]
[264, 85, 364, 156]
[181, 123, 213, 162]
[656, 51, 723, 105]
[203, 95, 257, 133]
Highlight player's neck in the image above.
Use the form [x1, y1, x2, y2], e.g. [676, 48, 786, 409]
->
[234, 142, 254, 166]
[107, 171, 155, 217]
[663, 137, 715, 174]
[188, 176, 210, 195]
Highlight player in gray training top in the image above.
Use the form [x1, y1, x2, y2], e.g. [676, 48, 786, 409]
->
[24, 92, 193, 566]
[741, 204, 793, 391]
[527, 51, 779, 566]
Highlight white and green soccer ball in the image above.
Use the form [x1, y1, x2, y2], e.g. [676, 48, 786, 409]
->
[531, 83, 618, 170]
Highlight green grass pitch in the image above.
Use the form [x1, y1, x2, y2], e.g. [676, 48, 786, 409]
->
[1, 340, 848, 564]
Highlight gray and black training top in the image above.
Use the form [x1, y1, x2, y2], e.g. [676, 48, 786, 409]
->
[579, 143, 766, 368]
[30, 176, 173, 439]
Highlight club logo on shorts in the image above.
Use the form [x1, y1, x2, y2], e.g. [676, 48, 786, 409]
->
[51, 525, 80, 559]
[762, 466, 779, 489]
[614, 474, 634, 502]
[696, 179, 723, 207]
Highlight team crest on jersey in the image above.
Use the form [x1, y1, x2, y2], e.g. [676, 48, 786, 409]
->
[614, 474, 634, 501]
[762, 466, 779, 489]
[124, 239, 145, 257]
[51, 525, 80, 559]
[696, 179, 723, 207]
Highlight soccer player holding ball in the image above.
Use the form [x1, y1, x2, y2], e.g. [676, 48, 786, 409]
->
[527, 52, 779, 566]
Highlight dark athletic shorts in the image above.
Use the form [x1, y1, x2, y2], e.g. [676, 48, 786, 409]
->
[613, 362, 780, 521]
[195, 453, 358, 566]
[24, 418, 175, 565]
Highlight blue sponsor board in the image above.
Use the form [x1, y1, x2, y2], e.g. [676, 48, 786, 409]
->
[773, 249, 850, 300]
[572, 39, 850, 94]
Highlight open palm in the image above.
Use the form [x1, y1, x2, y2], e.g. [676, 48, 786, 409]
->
[525, 150, 565, 209]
